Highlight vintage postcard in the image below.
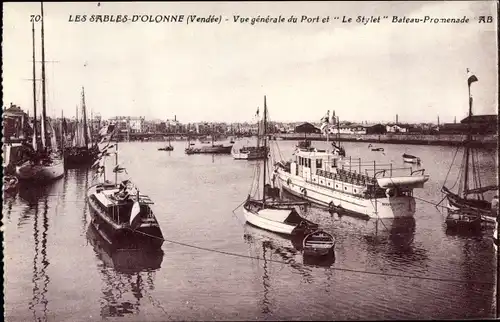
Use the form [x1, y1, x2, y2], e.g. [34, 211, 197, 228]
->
[2, 1, 498, 321]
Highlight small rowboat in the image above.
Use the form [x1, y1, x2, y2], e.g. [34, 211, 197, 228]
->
[302, 230, 335, 257]
[403, 153, 421, 164]
[371, 147, 384, 152]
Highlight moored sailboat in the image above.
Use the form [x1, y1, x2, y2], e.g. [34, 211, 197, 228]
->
[441, 69, 498, 227]
[158, 135, 174, 151]
[64, 87, 99, 168]
[15, 7, 64, 181]
[242, 96, 318, 235]
[232, 108, 269, 160]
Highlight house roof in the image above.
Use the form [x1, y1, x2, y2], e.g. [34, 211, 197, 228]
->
[295, 122, 320, 133]
[3, 104, 27, 116]
[386, 123, 410, 128]
[460, 114, 498, 124]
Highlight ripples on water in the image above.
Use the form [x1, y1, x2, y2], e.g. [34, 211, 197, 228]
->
[3, 139, 497, 321]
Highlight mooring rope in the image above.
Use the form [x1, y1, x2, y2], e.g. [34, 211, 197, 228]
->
[130, 228, 494, 286]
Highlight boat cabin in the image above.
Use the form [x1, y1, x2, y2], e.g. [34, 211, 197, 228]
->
[91, 184, 155, 226]
[285, 148, 422, 199]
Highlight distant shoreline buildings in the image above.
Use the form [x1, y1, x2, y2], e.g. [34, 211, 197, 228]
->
[2, 103, 497, 145]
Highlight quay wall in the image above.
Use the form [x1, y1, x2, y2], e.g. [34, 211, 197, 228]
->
[274, 133, 498, 148]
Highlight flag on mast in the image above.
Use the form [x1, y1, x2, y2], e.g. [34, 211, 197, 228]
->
[467, 68, 478, 86]
[320, 110, 330, 134]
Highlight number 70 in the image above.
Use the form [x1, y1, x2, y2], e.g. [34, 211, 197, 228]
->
[30, 15, 41, 22]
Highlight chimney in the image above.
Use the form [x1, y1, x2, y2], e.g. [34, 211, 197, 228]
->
[454, 116, 456, 124]
[174, 115, 177, 122]
[437, 115, 440, 126]
[396, 114, 398, 124]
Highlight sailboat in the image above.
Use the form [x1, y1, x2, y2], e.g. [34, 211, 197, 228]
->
[86, 126, 164, 250]
[158, 135, 174, 151]
[441, 69, 498, 227]
[64, 87, 99, 168]
[242, 96, 318, 235]
[232, 108, 269, 160]
[15, 6, 64, 181]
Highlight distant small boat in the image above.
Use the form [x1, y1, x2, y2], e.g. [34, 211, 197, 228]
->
[371, 147, 384, 152]
[158, 136, 174, 151]
[232, 146, 269, 160]
[403, 153, 421, 164]
[302, 230, 335, 257]
[4, 175, 19, 192]
[158, 145, 173, 151]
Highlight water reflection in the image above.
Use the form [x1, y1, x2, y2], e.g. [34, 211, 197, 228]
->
[243, 223, 319, 314]
[70, 168, 92, 235]
[28, 194, 50, 321]
[3, 194, 15, 222]
[86, 224, 164, 318]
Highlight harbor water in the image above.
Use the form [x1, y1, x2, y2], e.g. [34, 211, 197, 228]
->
[3, 139, 498, 321]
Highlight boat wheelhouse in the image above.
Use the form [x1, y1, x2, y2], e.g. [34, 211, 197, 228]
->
[275, 147, 429, 219]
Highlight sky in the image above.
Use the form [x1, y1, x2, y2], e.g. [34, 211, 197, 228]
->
[2, 1, 498, 124]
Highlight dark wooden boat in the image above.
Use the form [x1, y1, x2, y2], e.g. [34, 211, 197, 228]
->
[87, 181, 164, 250]
[158, 136, 174, 151]
[371, 147, 384, 151]
[64, 145, 99, 168]
[185, 144, 232, 154]
[158, 145, 174, 151]
[445, 210, 482, 231]
[302, 230, 335, 257]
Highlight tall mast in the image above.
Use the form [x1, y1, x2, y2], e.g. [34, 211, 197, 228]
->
[40, 2, 48, 150]
[463, 69, 476, 196]
[262, 95, 267, 202]
[61, 110, 65, 153]
[82, 87, 89, 147]
[32, 21, 38, 151]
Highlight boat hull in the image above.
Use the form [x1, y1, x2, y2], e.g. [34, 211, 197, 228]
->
[87, 185, 164, 250]
[232, 151, 267, 160]
[403, 158, 420, 164]
[277, 170, 416, 219]
[445, 211, 482, 230]
[64, 146, 99, 168]
[15, 159, 64, 181]
[242, 206, 297, 235]
[303, 247, 334, 257]
[186, 145, 233, 154]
